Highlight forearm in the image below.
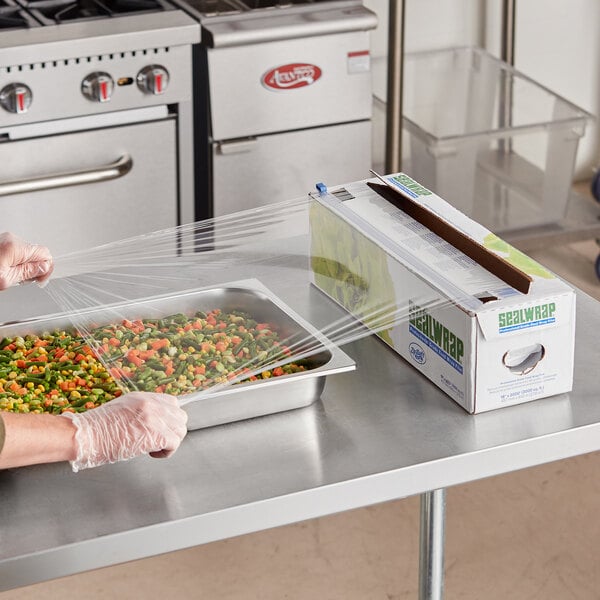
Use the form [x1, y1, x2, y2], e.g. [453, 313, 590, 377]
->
[0, 413, 77, 469]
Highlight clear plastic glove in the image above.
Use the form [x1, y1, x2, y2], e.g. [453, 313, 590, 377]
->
[61, 392, 188, 472]
[0, 232, 53, 290]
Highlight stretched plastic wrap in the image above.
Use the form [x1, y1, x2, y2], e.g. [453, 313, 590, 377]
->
[2, 174, 528, 419]
[42, 194, 421, 406]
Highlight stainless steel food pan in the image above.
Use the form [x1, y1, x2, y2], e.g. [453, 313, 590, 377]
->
[0, 279, 356, 429]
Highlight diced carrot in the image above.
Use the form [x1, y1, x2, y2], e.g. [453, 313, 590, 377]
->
[15, 359, 26, 369]
[108, 338, 121, 347]
[215, 341, 227, 353]
[126, 350, 143, 367]
[150, 339, 169, 351]
[109, 367, 123, 380]
[193, 365, 206, 375]
[273, 367, 284, 377]
[130, 356, 143, 367]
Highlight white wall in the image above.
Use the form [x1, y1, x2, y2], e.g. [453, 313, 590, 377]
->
[365, 0, 483, 97]
[364, 0, 483, 57]
[366, 0, 599, 180]
[512, 0, 599, 179]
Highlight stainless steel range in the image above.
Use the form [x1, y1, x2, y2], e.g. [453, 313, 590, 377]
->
[172, 0, 377, 218]
[0, 2, 199, 255]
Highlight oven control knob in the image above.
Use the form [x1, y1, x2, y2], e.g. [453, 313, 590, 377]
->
[137, 65, 169, 95]
[82, 72, 114, 103]
[0, 83, 32, 114]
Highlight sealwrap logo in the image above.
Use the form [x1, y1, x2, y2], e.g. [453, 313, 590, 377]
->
[409, 342, 426, 365]
[261, 63, 322, 91]
[408, 300, 464, 374]
[388, 174, 432, 199]
[498, 302, 556, 333]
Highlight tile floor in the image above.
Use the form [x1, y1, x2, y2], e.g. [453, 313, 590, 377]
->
[3, 186, 600, 600]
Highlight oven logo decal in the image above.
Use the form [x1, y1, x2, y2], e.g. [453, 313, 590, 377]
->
[261, 63, 322, 91]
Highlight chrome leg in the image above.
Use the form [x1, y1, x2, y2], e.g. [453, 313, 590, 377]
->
[418, 488, 446, 600]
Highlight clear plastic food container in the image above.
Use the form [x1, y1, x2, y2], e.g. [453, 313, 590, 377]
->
[374, 46, 594, 232]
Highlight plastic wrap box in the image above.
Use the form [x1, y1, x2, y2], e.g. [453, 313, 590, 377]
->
[374, 47, 593, 233]
[310, 172, 575, 413]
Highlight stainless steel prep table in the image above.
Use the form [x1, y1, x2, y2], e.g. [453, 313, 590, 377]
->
[2, 281, 600, 599]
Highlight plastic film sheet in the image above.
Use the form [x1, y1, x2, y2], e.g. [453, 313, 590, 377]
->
[2, 186, 470, 416]
[43, 195, 450, 402]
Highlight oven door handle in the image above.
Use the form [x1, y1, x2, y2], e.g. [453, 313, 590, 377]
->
[0, 154, 133, 197]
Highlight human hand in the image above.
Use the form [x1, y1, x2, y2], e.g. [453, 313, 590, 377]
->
[0, 232, 53, 290]
[61, 392, 188, 472]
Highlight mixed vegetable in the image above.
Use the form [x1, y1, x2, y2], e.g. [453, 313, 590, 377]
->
[0, 333, 121, 414]
[0, 308, 306, 414]
[92, 308, 306, 396]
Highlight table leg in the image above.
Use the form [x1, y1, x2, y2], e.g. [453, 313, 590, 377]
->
[418, 488, 446, 600]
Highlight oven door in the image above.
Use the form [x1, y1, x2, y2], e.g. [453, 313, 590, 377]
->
[0, 113, 177, 256]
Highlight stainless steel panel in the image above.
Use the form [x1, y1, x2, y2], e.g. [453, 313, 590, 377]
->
[207, 29, 373, 139]
[0, 45, 194, 126]
[0, 12, 200, 68]
[0, 118, 177, 255]
[202, 3, 378, 48]
[0, 279, 355, 429]
[212, 121, 372, 216]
